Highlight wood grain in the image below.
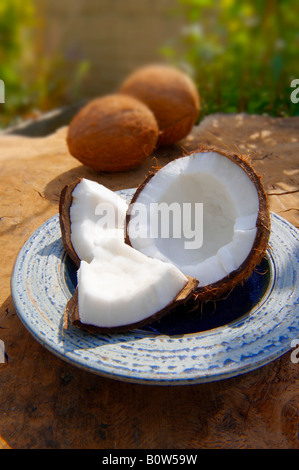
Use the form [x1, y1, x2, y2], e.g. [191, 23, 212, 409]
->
[0, 112, 298, 449]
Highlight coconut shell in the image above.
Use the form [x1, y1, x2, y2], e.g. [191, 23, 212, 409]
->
[63, 276, 198, 334]
[119, 64, 200, 146]
[59, 178, 82, 267]
[67, 94, 159, 172]
[125, 146, 271, 303]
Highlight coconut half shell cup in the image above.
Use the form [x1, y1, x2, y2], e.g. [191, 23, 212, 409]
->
[125, 146, 271, 303]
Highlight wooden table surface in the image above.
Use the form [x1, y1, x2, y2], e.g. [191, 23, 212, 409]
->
[0, 111, 298, 449]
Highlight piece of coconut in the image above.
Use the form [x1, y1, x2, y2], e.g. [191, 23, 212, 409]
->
[59, 178, 128, 266]
[59, 178, 198, 332]
[65, 239, 197, 333]
[126, 147, 270, 301]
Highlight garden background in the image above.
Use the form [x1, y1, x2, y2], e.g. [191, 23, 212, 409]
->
[1, 0, 298, 129]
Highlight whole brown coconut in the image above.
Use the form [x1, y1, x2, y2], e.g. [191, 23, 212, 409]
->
[119, 64, 200, 146]
[67, 94, 159, 172]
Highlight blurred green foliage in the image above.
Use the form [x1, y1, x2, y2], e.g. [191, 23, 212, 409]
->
[161, 0, 299, 119]
[0, 0, 89, 128]
[0, 0, 298, 128]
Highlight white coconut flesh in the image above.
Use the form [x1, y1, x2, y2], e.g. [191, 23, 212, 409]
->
[77, 239, 188, 328]
[70, 178, 128, 263]
[66, 178, 189, 329]
[127, 152, 260, 286]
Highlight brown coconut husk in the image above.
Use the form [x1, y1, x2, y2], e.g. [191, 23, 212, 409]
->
[67, 94, 159, 172]
[119, 64, 200, 146]
[59, 178, 82, 268]
[125, 146, 271, 303]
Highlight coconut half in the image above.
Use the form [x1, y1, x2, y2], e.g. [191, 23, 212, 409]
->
[126, 148, 270, 301]
[59, 178, 198, 332]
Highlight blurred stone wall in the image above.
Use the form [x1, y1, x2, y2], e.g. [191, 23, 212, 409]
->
[37, 0, 182, 99]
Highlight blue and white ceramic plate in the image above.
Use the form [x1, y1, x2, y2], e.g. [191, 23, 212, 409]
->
[11, 189, 299, 385]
